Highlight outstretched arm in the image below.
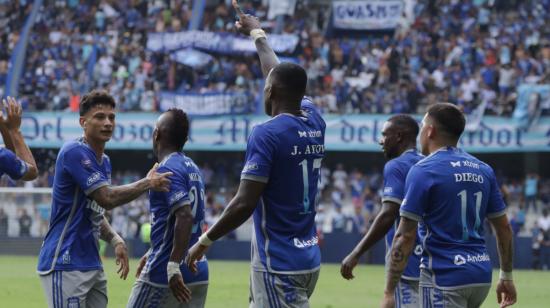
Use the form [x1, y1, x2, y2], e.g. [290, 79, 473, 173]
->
[90, 164, 172, 210]
[341, 201, 399, 279]
[185, 179, 265, 270]
[233, 0, 279, 77]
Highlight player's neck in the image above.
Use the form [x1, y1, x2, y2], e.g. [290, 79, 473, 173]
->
[271, 102, 301, 117]
[156, 147, 179, 163]
[397, 144, 416, 157]
[429, 142, 457, 154]
[83, 136, 105, 160]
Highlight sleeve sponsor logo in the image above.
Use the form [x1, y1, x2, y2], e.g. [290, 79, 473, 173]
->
[81, 159, 93, 169]
[384, 187, 393, 194]
[242, 162, 258, 173]
[86, 172, 102, 186]
[169, 191, 185, 204]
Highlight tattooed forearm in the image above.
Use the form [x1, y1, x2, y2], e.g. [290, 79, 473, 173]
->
[99, 216, 117, 243]
[384, 217, 418, 294]
[490, 215, 514, 273]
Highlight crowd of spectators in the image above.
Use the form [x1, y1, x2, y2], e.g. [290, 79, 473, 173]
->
[0, 0, 547, 116]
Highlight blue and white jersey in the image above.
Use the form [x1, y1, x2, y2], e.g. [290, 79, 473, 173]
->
[37, 139, 111, 274]
[0, 147, 29, 180]
[382, 149, 424, 281]
[242, 98, 326, 274]
[139, 153, 208, 287]
[400, 147, 506, 289]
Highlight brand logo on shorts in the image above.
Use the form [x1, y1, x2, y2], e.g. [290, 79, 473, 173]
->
[454, 254, 466, 266]
[67, 297, 80, 308]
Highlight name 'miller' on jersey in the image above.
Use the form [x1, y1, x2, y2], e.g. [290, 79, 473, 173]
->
[37, 139, 112, 274]
[139, 152, 208, 286]
[400, 147, 506, 289]
[241, 98, 326, 274]
[381, 149, 424, 281]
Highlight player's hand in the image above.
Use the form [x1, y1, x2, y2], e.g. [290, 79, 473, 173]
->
[114, 242, 130, 280]
[233, 0, 261, 36]
[340, 252, 359, 280]
[185, 243, 209, 274]
[147, 163, 173, 192]
[0, 97, 23, 131]
[380, 291, 395, 308]
[135, 253, 148, 278]
[169, 274, 192, 303]
[496, 279, 517, 307]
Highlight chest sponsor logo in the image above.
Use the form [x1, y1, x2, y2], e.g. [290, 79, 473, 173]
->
[293, 236, 319, 248]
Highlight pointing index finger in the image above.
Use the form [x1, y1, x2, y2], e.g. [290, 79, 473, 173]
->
[232, 0, 244, 16]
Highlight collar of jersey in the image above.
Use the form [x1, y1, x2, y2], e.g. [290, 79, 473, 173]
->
[79, 137, 105, 165]
[159, 152, 180, 166]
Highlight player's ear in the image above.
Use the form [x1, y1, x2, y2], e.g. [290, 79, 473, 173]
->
[79, 116, 86, 129]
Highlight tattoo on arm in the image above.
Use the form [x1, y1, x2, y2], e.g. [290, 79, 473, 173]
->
[99, 216, 117, 243]
[385, 218, 417, 293]
[92, 179, 150, 210]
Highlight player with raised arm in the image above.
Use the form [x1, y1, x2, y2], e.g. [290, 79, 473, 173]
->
[37, 90, 173, 308]
[341, 114, 423, 307]
[0, 96, 38, 181]
[186, 1, 326, 307]
[128, 109, 208, 308]
[381, 103, 516, 308]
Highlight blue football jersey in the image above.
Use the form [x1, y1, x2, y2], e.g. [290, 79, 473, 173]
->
[0, 147, 28, 180]
[139, 152, 208, 286]
[241, 98, 326, 274]
[400, 147, 506, 289]
[37, 139, 111, 274]
[382, 149, 424, 281]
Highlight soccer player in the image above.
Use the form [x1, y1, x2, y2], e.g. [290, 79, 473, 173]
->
[0, 96, 38, 181]
[37, 90, 173, 308]
[128, 109, 208, 307]
[185, 1, 326, 307]
[340, 114, 423, 307]
[381, 103, 516, 308]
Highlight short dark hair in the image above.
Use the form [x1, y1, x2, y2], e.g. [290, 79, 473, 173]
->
[270, 62, 308, 102]
[426, 103, 466, 141]
[164, 108, 190, 151]
[79, 90, 116, 116]
[387, 114, 419, 142]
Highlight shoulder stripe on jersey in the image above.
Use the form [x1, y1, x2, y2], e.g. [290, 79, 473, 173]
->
[260, 197, 273, 272]
[42, 188, 80, 274]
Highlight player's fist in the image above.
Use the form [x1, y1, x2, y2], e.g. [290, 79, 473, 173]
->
[147, 163, 173, 192]
[232, 0, 261, 36]
[185, 243, 209, 274]
[496, 279, 517, 307]
[340, 252, 359, 280]
[169, 274, 192, 303]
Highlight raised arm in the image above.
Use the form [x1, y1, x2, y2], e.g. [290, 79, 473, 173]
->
[0, 99, 14, 152]
[341, 201, 400, 279]
[90, 164, 172, 210]
[233, 0, 279, 77]
[489, 214, 517, 307]
[0, 97, 37, 181]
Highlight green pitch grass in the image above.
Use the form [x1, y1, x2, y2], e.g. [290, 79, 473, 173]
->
[1, 255, 548, 307]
